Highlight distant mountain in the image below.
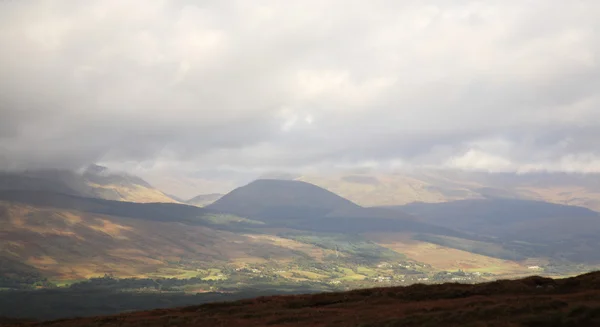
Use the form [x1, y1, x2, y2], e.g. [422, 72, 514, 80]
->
[0, 165, 177, 204]
[0, 190, 206, 224]
[396, 199, 599, 240]
[296, 172, 482, 207]
[186, 193, 224, 207]
[391, 199, 600, 262]
[297, 170, 600, 211]
[0, 190, 328, 280]
[207, 179, 471, 237]
[208, 179, 361, 219]
[3, 176, 600, 293]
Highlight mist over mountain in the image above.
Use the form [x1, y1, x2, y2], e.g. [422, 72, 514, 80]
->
[2, 0, 600, 324]
[2, 168, 600, 322]
[0, 166, 176, 204]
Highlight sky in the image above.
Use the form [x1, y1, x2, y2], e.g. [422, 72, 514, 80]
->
[1, 0, 600, 196]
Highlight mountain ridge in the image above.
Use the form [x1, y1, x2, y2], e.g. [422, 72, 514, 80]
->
[0, 166, 177, 204]
[296, 170, 600, 211]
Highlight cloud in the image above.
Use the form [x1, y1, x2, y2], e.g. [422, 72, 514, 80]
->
[1, 0, 600, 182]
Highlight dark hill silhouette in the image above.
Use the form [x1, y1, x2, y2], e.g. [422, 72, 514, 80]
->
[208, 179, 361, 218]
[391, 199, 600, 263]
[4, 271, 600, 327]
[0, 190, 211, 226]
[208, 179, 471, 238]
[395, 198, 600, 241]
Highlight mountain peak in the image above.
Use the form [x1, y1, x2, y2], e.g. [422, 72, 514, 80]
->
[207, 179, 360, 218]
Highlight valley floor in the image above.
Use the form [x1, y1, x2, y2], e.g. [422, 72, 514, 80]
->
[3, 271, 600, 327]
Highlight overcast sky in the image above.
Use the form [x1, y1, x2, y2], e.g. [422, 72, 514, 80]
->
[1, 0, 600, 195]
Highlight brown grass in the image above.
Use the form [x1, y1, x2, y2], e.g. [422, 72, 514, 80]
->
[0, 202, 335, 280]
[5, 271, 600, 327]
[87, 183, 178, 204]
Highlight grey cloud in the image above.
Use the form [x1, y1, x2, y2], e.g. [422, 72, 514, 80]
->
[1, 0, 600, 178]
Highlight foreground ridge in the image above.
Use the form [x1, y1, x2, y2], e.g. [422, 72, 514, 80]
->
[3, 271, 600, 327]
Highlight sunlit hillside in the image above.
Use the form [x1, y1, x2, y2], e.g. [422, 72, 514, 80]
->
[298, 170, 600, 211]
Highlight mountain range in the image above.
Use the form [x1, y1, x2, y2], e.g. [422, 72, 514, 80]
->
[1, 167, 600, 322]
[297, 170, 600, 211]
[1, 168, 599, 284]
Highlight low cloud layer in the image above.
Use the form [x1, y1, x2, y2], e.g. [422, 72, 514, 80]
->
[2, 0, 600, 182]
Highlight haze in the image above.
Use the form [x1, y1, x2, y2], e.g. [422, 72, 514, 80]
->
[1, 0, 599, 197]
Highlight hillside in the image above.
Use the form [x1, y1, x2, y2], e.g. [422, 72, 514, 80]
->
[0, 166, 176, 204]
[186, 193, 223, 207]
[3, 271, 600, 327]
[297, 170, 600, 211]
[2, 180, 597, 285]
[2, 182, 600, 322]
[207, 180, 472, 237]
[206, 180, 580, 270]
[397, 199, 599, 239]
[0, 190, 477, 288]
[0, 191, 337, 280]
[388, 199, 600, 264]
[1, 187, 556, 289]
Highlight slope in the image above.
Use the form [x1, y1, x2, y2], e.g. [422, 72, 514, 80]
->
[296, 172, 482, 207]
[394, 199, 600, 263]
[0, 191, 336, 280]
[0, 166, 176, 204]
[5, 271, 600, 327]
[397, 199, 600, 240]
[186, 193, 224, 207]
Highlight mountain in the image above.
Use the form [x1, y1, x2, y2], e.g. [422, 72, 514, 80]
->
[206, 179, 471, 236]
[208, 179, 361, 218]
[0, 180, 530, 285]
[2, 176, 600, 307]
[0, 191, 333, 280]
[207, 179, 600, 264]
[4, 271, 600, 327]
[186, 193, 224, 207]
[3, 178, 600, 322]
[393, 199, 600, 263]
[296, 170, 600, 211]
[396, 199, 600, 240]
[0, 166, 177, 204]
